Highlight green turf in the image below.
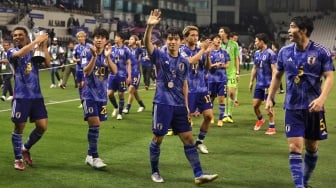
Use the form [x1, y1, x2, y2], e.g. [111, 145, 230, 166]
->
[0, 68, 335, 188]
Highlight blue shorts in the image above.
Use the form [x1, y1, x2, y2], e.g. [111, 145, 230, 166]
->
[130, 72, 141, 88]
[284, 109, 327, 140]
[152, 103, 191, 136]
[107, 75, 127, 92]
[83, 100, 108, 121]
[188, 92, 213, 113]
[253, 87, 269, 100]
[11, 98, 48, 123]
[208, 81, 227, 98]
[75, 70, 84, 83]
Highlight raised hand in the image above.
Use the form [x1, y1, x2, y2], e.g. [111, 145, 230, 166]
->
[147, 9, 161, 26]
[35, 33, 48, 44]
[90, 45, 97, 57]
[104, 44, 112, 57]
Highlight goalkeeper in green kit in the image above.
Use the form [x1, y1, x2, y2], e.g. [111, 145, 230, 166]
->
[219, 26, 240, 123]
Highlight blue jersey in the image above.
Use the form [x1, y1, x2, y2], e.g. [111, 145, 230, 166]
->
[150, 48, 189, 106]
[73, 43, 90, 72]
[112, 45, 131, 78]
[7, 48, 43, 99]
[129, 46, 141, 75]
[253, 48, 277, 88]
[180, 45, 208, 93]
[140, 47, 152, 67]
[278, 41, 334, 110]
[81, 49, 111, 102]
[208, 48, 230, 83]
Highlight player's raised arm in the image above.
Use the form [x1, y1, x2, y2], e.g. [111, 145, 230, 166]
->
[144, 9, 161, 55]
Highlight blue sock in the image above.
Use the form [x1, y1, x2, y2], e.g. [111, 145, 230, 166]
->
[78, 87, 83, 100]
[289, 152, 304, 187]
[12, 132, 23, 160]
[126, 104, 131, 110]
[303, 150, 318, 185]
[149, 140, 160, 174]
[24, 129, 43, 150]
[218, 104, 225, 120]
[258, 115, 263, 120]
[197, 130, 207, 143]
[119, 99, 125, 114]
[88, 126, 100, 158]
[269, 123, 275, 129]
[109, 95, 118, 108]
[138, 100, 145, 107]
[184, 144, 203, 177]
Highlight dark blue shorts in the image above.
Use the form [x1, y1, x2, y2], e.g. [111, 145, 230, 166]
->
[107, 75, 127, 92]
[130, 72, 141, 88]
[11, 98, 48, 123]
[284, 109, 328, 140]
[83, 100, 108, 121]
[253, 87, 269, 100]
[188, 92, 213, 113]
[208, 81, 227, 98]
[152, 103, 191, 136]
[75, 70, 84, 83]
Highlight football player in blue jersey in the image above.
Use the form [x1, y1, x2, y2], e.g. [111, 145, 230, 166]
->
[8, 26, 50, 170]
[208, 34, 230, 127]
[107, 32, 132, 120]
[122, 35, 146, 114]
[265, 16, 334, 188]
[180, 25, 213, 154]
[249, 33, 277, 135]
[144, 9, 218, 185]
[73, 31, 91, 108]
[81, 28, 117, 169]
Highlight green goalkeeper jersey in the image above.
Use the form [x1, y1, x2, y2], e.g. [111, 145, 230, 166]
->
[220, 40, 239, 78]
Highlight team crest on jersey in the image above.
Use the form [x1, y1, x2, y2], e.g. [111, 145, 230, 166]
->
[180, 51, 188, 58]
[178, 63, 185, 72]
[15, 112, 21, 119]
[156, 123, 163, 130]
[119, 49, 124, 56]
[307, 56, 316, 65]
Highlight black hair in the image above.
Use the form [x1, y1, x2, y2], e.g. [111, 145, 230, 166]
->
[115, 32, 127, 41]
[219, 26, 230, 34]
[290, 16, 314, 37]
[12, 26, 29, 36]
[209, 33, 221, 40]
[165, 27, 183, 40]
[255, 33, 269, 44]
[271, 41, 280, 49]
[92, 28, 109, 39]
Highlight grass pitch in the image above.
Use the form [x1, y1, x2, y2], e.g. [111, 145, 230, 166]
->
[0, 68, 335, 188]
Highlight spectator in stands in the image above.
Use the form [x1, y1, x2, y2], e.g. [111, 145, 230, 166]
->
[48, 28, 55, 45]
[0, 41, 13, 101]
[67, 14, 76, 35]
[48, 37, 65, 88]
[28, 17, 34, 29]
[242, 46, 251, 70]
[271, 41, 284, 94]
[140, 46, 153, 90]
[60, 41, 76, 89]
